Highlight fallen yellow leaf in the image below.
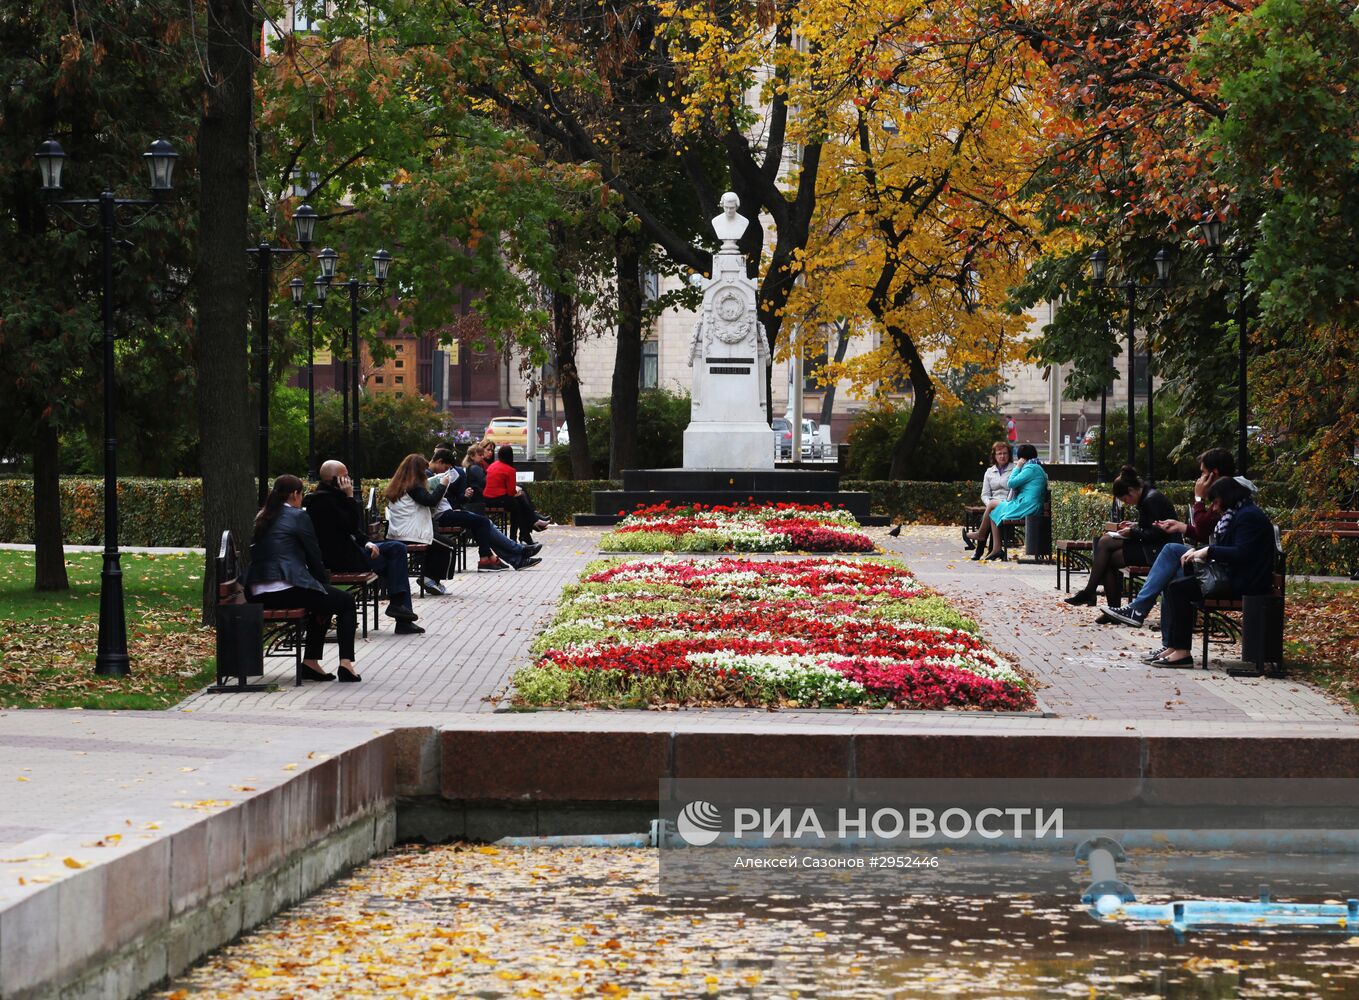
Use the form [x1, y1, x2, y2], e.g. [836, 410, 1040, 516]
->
[62, 857, 87, 869]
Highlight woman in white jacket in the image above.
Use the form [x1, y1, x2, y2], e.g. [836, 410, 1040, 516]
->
[384, 453, 453, 595]
[964, 441, 1013, 552]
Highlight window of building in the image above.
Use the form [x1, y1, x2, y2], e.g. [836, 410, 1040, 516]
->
[394, 359, 403, 369]
[805, 347, 828, 392]
[374, 375, 384, 385]
[395, 391, 404, 397]
[394, 343, 404, 353]
[293, 1, 321, 32]
[640, 340, 659, 389]
[394, 375, 405, 385]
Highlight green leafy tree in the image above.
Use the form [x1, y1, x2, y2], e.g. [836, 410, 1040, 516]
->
[0, 1, 198, 590]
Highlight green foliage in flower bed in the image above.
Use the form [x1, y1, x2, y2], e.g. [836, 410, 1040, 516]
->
[512, 556, 1028, 711]
[841, 480, 979, 525]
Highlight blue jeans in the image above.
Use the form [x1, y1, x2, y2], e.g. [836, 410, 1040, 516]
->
[437, 509, 526, 566]
[367, 539, 411, 605]
[1122, 542, 1189, 645]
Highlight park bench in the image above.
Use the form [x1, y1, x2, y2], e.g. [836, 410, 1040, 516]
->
[1055, 539, 1094, 592]
[1124, 528, 1287, 676]
[213, 529, 308, 690]
[1283, 510, 1359, 580]
[328, 569, 379, 638]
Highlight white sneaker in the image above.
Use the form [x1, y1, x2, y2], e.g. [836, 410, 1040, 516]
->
[420, 577, 447, 596]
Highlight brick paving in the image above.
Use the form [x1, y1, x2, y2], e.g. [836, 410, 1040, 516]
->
[178, 526, 604, 715]
[169, 522, 1356, 727]
[881, 525, 1355, 725]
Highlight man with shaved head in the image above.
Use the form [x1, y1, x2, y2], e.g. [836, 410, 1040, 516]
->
[303, 460, 422, 634]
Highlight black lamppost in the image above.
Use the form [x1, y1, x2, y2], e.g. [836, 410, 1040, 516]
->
[319, 248, 392, 496]
[247, 206, 318, 505]
[1199, 214, 1250, 476]
[290, 274, 330, 482]
[1089, 247, 1171, 481]
[36, 137, 179, 678]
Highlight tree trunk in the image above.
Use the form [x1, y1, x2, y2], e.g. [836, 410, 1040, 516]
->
[886, 327, 935, 481]
[553, 288, 593, 479]
[819, 319, 851, 427]
[609, 236, 644, 478]
[31, 419, 69, 592]
[195, 0, 258, 623]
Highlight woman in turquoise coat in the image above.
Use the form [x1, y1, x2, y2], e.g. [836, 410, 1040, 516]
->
[968, 443, 1047, 561]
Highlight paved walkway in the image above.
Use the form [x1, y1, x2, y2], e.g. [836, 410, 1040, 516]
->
[168, 523, 1355, 728]
[177, 526, 604, 714]
[882, 526, 1354, 725]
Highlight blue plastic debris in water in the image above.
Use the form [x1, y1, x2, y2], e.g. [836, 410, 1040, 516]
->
[1077, 839, 1358, 933]
[1096, 894, 1359, 932]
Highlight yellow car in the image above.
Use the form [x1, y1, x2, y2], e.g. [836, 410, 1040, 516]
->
[485, 415, 529, 448]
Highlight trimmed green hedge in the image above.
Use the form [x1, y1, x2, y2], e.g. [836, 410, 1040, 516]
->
[0, 478, 203, 547]
[0, 478, 1351, 574]
[0, 477, 622, 548]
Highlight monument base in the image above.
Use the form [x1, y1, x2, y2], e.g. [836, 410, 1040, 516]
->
[582, 468, 889, 525]
[683, 422, 773, 470]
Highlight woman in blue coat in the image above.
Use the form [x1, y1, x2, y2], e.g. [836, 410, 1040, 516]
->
[1153, 476, 1276, 668]
[967, 444, 1047, 561]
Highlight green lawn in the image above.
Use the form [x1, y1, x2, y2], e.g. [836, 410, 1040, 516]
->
[0, 549, 216, 710]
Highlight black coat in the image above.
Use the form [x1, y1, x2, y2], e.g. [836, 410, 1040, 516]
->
[1126, 487, 1179, 549]
[245, 505, 329, 593]
[302, 486, 369, 572]
[1207, 502, 1276, 596]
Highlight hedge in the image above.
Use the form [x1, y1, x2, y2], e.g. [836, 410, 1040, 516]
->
[0, 478, 621, 548]
[0, 478, 204, 547]
[0, 477, 1351, 574]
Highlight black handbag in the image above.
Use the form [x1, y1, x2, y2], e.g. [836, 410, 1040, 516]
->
[1197, 559, 1233, 599]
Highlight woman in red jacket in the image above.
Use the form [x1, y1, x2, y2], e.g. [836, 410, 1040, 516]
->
[483, 444, 550, 544]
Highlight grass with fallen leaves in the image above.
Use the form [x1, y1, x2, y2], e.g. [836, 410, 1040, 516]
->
[0, 549, 214, 709]
[1285, 581, 1359, 708]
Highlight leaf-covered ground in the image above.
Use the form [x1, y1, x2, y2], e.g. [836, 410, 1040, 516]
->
[1287, 583, 1359, 708]
[155, 845, 1359, 998]
[0, 550, 214, 709]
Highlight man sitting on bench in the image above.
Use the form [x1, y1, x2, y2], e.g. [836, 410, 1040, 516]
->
[1099, 448, 1237, 629]
[428, 448, 542, 571]
[303, 460, 423, 635]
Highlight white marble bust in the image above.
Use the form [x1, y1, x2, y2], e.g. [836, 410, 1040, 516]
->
[711, 191, 748, 245]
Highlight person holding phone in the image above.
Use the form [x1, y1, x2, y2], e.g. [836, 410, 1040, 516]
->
[1099, 448, 1237, 631]
[302, 461, 421, 634]
[1063, 465, 1177, 608]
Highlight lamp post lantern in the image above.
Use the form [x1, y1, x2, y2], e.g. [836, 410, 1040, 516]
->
[246, 207, 317, 505]
[1089, 246, 1170, 482]
[1199, 214, 1250, 476]
[290, 277, 330, 482]
[35, 137, 178, 677]
[332, 249, 394, 496]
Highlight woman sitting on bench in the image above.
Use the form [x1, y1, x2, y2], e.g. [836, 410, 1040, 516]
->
[1152, 476, 1276, 669]
[246, 475, 361, 683]
[963, 441, 1014, 552]
[386, 453, 455, 596]
[966, 444, 1047, 561]
[1064, 465, 1177, 608]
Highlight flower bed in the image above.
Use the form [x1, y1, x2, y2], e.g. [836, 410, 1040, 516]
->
[598, 502, 875, 553]
[511, 556, 1034, 711]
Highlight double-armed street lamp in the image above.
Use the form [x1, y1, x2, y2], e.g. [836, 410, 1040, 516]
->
[1089, 247, 1172, 483]
[248, 206, 319, 506]
[315, 246, 393, 496]
[35, 137, 179, 678]
[289, 274, 333, 482]
[1199, 215, 1251, 477]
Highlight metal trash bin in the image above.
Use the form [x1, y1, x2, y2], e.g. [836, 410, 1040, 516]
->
[210, 602, 267, 692]
[1024, 513, 1052, 558]
[1241, 594, 1284, 674]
